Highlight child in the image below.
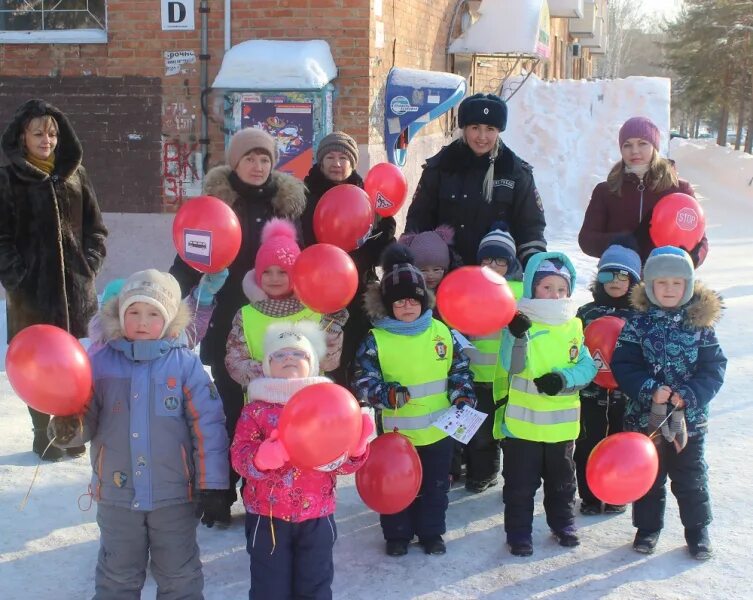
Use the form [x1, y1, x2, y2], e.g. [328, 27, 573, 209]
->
[49, 269, 230, 598]
[353, 244, 476, 556]
[225, 218, 347, 388]
[230, 320, 372, 599]
[465, 222, 524, 493]
[574, 241, 641, 515]
[398, 225, 455, 292]
[496, 252, 597, 556]
[612, 246, 726, 560]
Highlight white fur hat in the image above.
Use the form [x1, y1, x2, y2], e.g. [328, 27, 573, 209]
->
[118, 269, 182, 338]
[262, 320, 327, 376]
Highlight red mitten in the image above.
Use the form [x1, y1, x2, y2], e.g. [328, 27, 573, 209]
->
[351, 413, 376, 458]
[253, 429, 290, 471]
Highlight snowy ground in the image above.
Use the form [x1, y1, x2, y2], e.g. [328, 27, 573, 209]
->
[2, 140, 753, 598]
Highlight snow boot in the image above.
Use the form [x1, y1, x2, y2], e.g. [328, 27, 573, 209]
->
[507, 534, 533, 557]
[633, 529, 660, 554]
[552, 526, 580, 547]
[385, 539, 409, 557]
[685, 527, 712, 561]
[30, 408, 62, 462]
[604, 503, 627, 514]
[465, 477, 499, 494]
[579, 501, 602, 515]
[420, 535, 446, 555]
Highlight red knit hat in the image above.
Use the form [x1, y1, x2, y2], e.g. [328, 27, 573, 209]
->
[619, 117, 661, 151]
[254, 219, 301, 285]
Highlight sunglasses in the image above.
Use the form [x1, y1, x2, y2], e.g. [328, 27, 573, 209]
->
[269, 349, 309, 362]
[597, 270, 631, 284]
[480, 257, 509, 267]
[393, 298, 420, 308]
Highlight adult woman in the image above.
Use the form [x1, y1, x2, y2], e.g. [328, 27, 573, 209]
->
[300, 131, 396, 387]
[406, 93, 547, 268]
[579, 116, 708, 266]
[170, 127, 306, 521]
[0, 99, 108, 461]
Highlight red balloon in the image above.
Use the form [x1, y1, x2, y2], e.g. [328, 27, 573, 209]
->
[586, 432, 659, 505]
[313, 184, 375, 251]
[6, 325, 92, 416]
[364, 163, 408, 217]
[172, 195, 242, 273]
[436, 266, 517, 336]
[356, 432, 423, 514]
[292, 244, 359, 313]
[649, 193, 706, 250]
[278, 383, 363, 470]
[584, 316, 626, 390]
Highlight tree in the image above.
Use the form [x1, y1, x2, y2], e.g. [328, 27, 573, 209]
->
[597, 0, 645, 78]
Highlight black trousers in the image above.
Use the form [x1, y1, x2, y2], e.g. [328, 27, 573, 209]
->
[574, 395, 625, 504]
[633, 434, 711, 533]
[465, 384, 501, 483]
[211, 362, 245, 499]
[502, 438, 576, 537]
[380, 436, 454, 541]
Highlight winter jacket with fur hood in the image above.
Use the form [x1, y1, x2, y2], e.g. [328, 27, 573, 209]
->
[612, 281, 727, 435]
[0, 99, 107, 341]
[405, 139, 547, 268]
[170, 165, 306, 367]
[55, 299, 230, 511]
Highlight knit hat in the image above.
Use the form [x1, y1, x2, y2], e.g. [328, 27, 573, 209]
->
[316, 131, 359, 167]
[619, 117, 661, 152]
[597, 243, 642, 283]
[380, 244, 429, 317]
[398, 225, 454, 270]
[477, 222, 517, 264]
[458, 93, 508, 131]
[262, 320, 326, 376]
[118, 269, 182, 337]
[532, 259, 572, 297]
[643, 246, 695, 307]
[254, 218, 301, 286]
[226, 127, 279, 169]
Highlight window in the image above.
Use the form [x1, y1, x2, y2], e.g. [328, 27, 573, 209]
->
[0, 0, 106, 43]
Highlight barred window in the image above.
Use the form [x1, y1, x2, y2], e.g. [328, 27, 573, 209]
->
[0, 0, 106, 43]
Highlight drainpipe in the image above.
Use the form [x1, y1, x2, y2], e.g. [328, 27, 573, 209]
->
[199, 0, 210, 172]
[225, 0, 231, 51]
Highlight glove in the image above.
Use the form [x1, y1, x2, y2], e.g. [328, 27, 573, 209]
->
[351, 413, 376, 457]
[507, 311, 532, 339]
[681, 240, 704, 268]
[453, 396, 476, 410]
[48, 415, 83, 445]
[533, 373, 564, 396]
[648, 401, 674, 443]
[193, 268, 229, 305]
[670, 409, 688, 452]
[253, 429, 290, 471]
[195, 489, 228, 528]
[385, 384, 410, 409]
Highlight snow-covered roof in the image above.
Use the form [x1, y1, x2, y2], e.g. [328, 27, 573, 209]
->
[212, 40, 337, 90]
[387, 67, 465, 89]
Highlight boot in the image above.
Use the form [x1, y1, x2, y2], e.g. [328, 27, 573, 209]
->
[419, 535, 446, 555]
[385, 539, 409, 557]
[30, 408, 63, 462]
[552, 526, 580, 547]
[685, 527, 712, 561]
[633, 529, 660, 554]
[579, 500, 602, 515]
[465, 477, 499, 493]
[507, 533, 533, 557]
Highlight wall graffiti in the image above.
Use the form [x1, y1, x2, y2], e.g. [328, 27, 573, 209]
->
[162, 139, 202, 205]
[163, 102, 194, 133]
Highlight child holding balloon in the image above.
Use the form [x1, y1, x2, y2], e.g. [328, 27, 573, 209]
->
[230, 320, 372, 600]
[352, 244, 476, 557]
[612, 246, 726, 560]
[48, 269, 230, 599]
[574, 240, 641, 515]
[495, 252, 597, 556]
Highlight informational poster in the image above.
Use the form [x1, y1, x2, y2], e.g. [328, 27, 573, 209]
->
[239, 100, 314, 179]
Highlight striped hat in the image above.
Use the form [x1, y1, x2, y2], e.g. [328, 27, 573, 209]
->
[380, 244, 428, 317]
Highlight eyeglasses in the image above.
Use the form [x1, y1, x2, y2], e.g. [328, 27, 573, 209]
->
[597, 270, 631, 284]
[480, 257, 509, 267]
[392, 298, 420, 308]
[269, 349, 309, 362]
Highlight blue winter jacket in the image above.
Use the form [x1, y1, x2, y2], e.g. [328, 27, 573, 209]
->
[612, 281, 727, 435]
[62, 300, 229, 511]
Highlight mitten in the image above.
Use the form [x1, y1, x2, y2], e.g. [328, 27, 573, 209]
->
[194, 268, 229, 305]
[385, 384, 410, 409]
[453, 396, 476, 410]
[48, 415, 82, 446]
[533, 373, 564, 396]
[375, 216, 397, 240]
[351, 413, 376, 457]
[507, 311, 532, 339]
[253, 429, 290, 471]
[648, 402, 674, 442]
[670, 409, 688, 452]
[681, 240, 704, 268]
[195, 489, 228, 528]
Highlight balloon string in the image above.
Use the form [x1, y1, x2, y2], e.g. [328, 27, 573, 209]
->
[195, 283, 203, 309]
[648, 406, 676, 440]
[269, 505, 276, 555]
[18, 437, 57, 511]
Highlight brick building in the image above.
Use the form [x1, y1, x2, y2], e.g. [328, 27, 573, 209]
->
[0, 0, 604, 212]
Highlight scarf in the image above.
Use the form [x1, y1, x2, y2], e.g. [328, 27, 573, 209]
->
[26, 152, 55, 175]
[517, 297, 578, 326]
[372, 309, 433, 335]
[228, 170, 277, 202]
[246, 376, 331, 405]
[592, 283, 634, 310]
[303, 164, 363, 198]
[624, 163, 649, 179]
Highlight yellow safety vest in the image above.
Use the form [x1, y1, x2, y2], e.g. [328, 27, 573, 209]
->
[493, 317, 582, 442]
[241, 304, 321, 361]
[373, 319, 453, 446]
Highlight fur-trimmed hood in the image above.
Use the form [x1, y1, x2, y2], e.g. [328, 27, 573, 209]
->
[362, 281, 436, 321]
[89, 297, 194, 344]
[203, 165, 306, 218]
[630, 280, 723, 328]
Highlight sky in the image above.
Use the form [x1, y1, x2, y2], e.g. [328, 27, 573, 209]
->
[639, 0, 683, 20]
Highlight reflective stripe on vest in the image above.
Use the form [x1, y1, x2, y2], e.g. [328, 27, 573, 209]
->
[374, 320, 452, 446]
[241, 304, 321, 360]
[468, 331, 502, 383]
